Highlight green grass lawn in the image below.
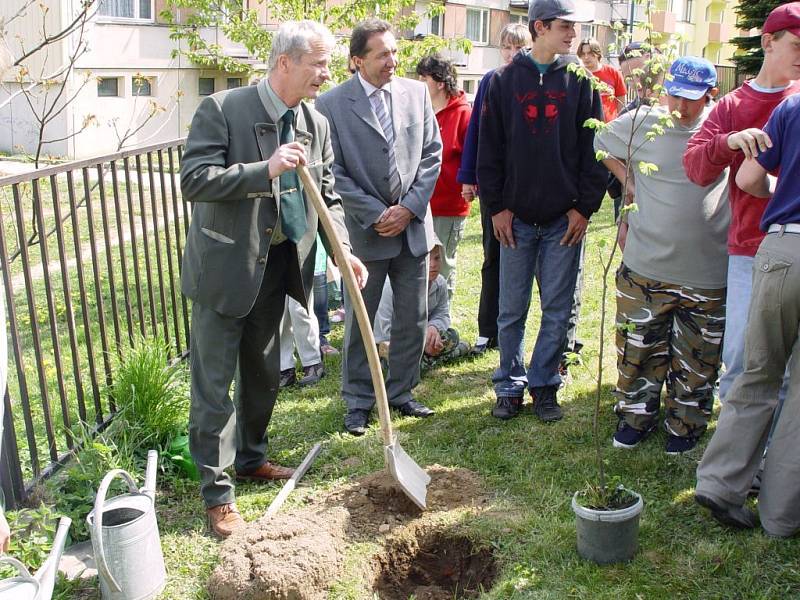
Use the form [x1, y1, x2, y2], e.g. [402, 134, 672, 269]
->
[63, 200, 800, 598]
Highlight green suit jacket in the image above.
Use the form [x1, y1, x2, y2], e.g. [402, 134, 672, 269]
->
[180, 83, 350, 318]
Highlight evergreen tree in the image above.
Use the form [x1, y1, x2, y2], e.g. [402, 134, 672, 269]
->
[732, 0, 794, 76]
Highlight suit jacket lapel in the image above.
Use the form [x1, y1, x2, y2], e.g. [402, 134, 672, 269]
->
[390, 82, 409, 139]
[346, 76, 386, 139]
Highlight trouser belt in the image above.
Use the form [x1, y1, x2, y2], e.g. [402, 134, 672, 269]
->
[768, 223, 800, 235]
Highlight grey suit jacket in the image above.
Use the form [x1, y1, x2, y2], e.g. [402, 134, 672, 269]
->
[180, 84, 350, 318]
[315, 76, 442, 261]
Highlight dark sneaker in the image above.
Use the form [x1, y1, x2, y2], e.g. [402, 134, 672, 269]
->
[665, 434, 698, 455]
[299, 363, 324, 387]
[532, 386, 563, 422]
[491, 396, 521, 420]
[470, 337, 497, 356]
[279, 368, 296, 388]
[612, 422, 656, 449]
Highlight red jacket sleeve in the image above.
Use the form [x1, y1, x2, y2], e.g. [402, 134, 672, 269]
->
[683, 98, 737, 186]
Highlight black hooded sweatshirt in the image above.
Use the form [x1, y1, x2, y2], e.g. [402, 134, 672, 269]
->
[476, 51, 607, 226]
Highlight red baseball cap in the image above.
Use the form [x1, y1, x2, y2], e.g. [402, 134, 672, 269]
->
[763, 2, 800, 37]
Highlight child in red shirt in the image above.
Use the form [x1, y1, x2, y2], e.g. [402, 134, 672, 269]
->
[577, 38, 627, 122]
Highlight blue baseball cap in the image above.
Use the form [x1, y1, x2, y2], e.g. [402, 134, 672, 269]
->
[664, 56, 717, 100]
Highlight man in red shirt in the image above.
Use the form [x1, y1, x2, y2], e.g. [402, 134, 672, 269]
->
[683, 2, 800, 405]
[577, 38, 627, 122]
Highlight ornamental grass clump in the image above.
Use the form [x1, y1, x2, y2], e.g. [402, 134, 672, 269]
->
[110, 337, 189, 451]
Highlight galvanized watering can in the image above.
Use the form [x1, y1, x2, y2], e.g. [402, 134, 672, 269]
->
[87, 450, 166, 600]
[0, 516, 71, 600]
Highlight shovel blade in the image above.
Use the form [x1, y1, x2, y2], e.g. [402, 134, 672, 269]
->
[385, 440, 431, 510]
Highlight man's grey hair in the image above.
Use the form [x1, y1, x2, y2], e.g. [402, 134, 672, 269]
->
[268, 20, 335, 71]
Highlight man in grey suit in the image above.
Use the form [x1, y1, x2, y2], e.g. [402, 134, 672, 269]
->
[180, 20, 367, 538]
[316, 18, 442, 435]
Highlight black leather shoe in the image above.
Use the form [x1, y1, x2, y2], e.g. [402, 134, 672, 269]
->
[299, 363, 324, 387]
[279, 368, 296, 388]
[396, 400, 435, 418]
[470, 337, 497, 356]
[695, 493, 758, 529]
[344, 409, 370, 436]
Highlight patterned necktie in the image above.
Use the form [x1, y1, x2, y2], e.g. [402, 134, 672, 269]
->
[370, 89, 402, 202]
[278, 109, 307, 243]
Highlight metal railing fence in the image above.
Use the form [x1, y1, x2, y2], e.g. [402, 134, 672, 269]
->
[0, 138, 188, 507]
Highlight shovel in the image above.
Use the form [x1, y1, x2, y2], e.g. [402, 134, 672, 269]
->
[297, 165, 430, 509]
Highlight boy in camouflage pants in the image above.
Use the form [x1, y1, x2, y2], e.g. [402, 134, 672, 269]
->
[595, 56, 730, 454]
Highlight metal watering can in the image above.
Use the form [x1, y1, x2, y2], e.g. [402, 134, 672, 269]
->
[0, 516, 71, 600]
[87, 450, 166, 600]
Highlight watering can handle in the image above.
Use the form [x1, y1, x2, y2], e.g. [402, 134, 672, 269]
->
[142, 449, 158, 502]
[92, 469, 139, 594]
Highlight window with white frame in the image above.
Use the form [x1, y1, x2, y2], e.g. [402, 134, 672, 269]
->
[580, 24, 597, 40]
[199, 78, 215, 96]
[429, 12, 444, 36]
[98, 0, 153, 20]
[97, 77, 121, 97]
[509, 12, 526, 25]
[682, 0, 693, 22]
[462, 79, 475, 94]
[132, 75, 154, 96]
[466, 8, 490, 45]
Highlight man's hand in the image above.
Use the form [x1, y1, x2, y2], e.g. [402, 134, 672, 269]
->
[267, 142, 307, 179]
[347, 253, 369, 289]
[617, 221, 629, 252]
[374, 205, 413, 237]
[560, 208, 588, 246]
[492, 209, 515, 249]
[461, 184, 478, 202]
[425, 325, 444, 356]
[0, 511, 10, 553]
[727, 128, 772, 160]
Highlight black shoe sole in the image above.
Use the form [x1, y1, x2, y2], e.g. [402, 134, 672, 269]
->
[695, 494, 757, 529]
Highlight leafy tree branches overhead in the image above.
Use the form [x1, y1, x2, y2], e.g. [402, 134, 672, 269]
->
[161, 0, 470, 83]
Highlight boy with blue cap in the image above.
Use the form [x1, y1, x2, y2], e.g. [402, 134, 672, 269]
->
[595, 56, 731, 454]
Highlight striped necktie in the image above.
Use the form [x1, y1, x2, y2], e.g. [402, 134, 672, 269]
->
[370, 88, 402, 202]
[278, 109, 307, 243]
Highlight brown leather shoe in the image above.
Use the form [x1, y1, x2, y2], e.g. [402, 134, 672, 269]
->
[207, 503, 245, 538]
[236, 461, 295, 482]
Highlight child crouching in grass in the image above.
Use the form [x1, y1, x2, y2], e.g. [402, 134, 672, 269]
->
[374, 239, 471, 373]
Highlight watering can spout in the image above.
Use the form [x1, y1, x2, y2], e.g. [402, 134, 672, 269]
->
[142, 449, 158, 502]
[35, 516, 72, 599]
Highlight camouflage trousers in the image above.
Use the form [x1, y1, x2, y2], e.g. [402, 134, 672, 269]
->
[613, 264, 726, 438]
[421, 328, 470, 371]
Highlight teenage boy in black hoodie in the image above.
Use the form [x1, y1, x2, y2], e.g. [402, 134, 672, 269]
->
[477, 0, 607, 422]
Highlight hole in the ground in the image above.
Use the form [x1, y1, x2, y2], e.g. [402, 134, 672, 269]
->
[373, 529, 497, 600]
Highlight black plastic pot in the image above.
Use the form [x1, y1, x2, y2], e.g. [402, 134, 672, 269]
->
[571, 490, 643, 564]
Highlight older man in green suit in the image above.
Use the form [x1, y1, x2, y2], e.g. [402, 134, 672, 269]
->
[180, 20, 367, 538]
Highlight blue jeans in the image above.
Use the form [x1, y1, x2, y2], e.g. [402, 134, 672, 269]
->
[494, 215, 580, 393]
[720, 255, 789, 405]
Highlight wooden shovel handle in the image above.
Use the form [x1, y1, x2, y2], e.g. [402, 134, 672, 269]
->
[297, 165, 394, 446]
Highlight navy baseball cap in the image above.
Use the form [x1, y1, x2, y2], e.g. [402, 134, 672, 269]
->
[664, 56, 717, 100]
[528, 0, 593, 23]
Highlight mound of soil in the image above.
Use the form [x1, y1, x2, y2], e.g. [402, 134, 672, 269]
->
[207, 465, 493, 600]
[208, 507, 349, 600]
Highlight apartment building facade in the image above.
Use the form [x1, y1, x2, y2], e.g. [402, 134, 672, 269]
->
[1, 0, 741, 159]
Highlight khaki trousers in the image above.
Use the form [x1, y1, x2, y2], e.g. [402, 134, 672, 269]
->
[696, 232, 800, 536]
